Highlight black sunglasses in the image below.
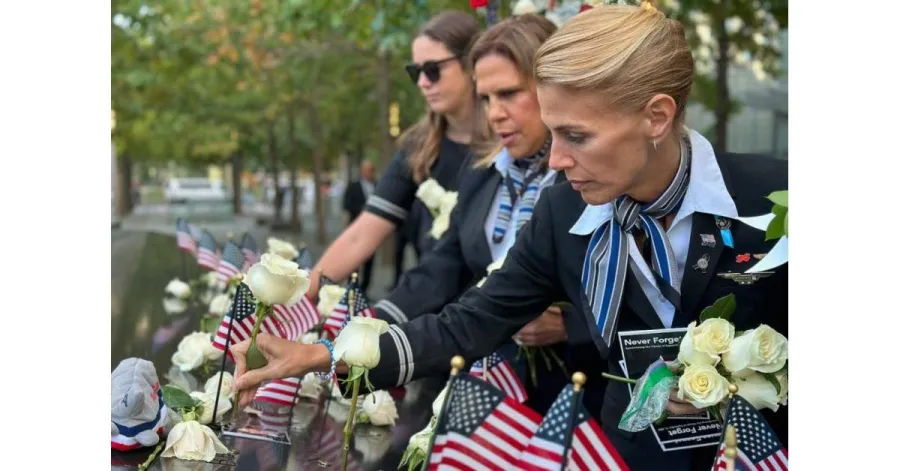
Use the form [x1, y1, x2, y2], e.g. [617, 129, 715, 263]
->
[405, 56, 458, 84]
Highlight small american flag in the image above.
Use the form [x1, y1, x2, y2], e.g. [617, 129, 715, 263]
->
[254, 378, 302, 407]
[323, 282, 375, 338]
[217, 241, 245, 285]
[518, 384, 628, 471]
[470, 352, 528, 403]
[211, 283, 316, 358]
[196, 230, 220, 271]
[427, 373, 542, 470]
[176, 218, 197, 254]
[240, 233, 260, 269]
[295, 247, 314, 270]
[711, 395, 788, 471]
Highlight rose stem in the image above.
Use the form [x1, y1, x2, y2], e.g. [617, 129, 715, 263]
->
[602, 372, 638, 384]
[341, 377, 361, 471]
[233, 304, 269, 424]
[137, 441, 165, 471]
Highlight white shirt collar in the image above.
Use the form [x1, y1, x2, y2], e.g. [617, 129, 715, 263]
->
[492, 147, 514, 177]
[569, 129, 738, 235]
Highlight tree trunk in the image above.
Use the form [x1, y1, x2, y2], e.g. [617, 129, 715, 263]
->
[286, 111, 302, 233]
[267, 121, 284, 224]
[231, 153, 243, 215]
[307, 105, 328, 245]
[376, 50, 397, 267]
[713, 1, 731, 154]
[115, 153, 133, 217]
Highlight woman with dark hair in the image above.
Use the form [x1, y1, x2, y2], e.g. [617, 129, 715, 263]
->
[305, 11, 488, 299]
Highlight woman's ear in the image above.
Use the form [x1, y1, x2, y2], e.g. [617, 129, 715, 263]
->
[643, 93, 677, 142]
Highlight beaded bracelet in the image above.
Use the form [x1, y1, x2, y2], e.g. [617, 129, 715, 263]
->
[313, 338, 336, 381]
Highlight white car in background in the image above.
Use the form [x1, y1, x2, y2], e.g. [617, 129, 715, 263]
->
[164, 178, 227, 204]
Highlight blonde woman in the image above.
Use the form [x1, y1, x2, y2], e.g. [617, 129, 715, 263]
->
[234, 3, 787, 469]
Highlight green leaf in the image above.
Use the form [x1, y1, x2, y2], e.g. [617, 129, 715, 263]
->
[766, 211, 786, 241]
[699, 294, 737, 322]
[161, 384, 199, 410]
[767, 190, 788, 208]
[771, 205, 787, 217]
[783, 212, 788, 237]
[760, 372, 782, 396]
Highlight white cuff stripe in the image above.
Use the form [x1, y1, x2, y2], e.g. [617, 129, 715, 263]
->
[375, 299, 408, 324]
[366, 195, 408, 219]
[387, 325, 414, 386]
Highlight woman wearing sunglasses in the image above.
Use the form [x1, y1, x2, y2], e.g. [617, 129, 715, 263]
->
[305, 11, 487, 299]
[233, 3, 787, 469]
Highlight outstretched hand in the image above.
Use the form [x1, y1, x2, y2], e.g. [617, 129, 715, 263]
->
[231, 333, 309, 408]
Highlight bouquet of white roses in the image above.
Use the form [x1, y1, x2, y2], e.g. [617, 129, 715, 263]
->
[416, 178, 458, 239]
[610, 294, 788, 432]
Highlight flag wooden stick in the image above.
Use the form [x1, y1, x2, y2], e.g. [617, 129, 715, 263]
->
[560, 372, 586, 470]
[422, 356, 465, 471]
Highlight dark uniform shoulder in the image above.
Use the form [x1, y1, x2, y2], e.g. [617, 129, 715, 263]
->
[717, 152, 787, 216]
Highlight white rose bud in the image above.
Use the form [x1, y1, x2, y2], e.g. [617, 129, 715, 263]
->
[361, 390, 399, 426]
[266, 237, 300, 260]
[245, 253, 310, 306]
[204, 372, 234, 398]
[409, 423, 434, 453]
[692, 318, 735, 355]
[171, 332, 207, 372]
[733, 374, 781, 412]
[429, 211, 451, 239]
[677, 364, 730, 409]
[415, 178, 447, 210]
[165, 278, 192, 299]
[317, 284, 347, 317]
[333, 317, 389, 369]
[722, 325, 788, 375]
[189, 391, 232, 425]
[161, 420, 229, 462]
[163, 298, 188, 315]
[433, 385, 449, 418]
[208, 294, 231, 316]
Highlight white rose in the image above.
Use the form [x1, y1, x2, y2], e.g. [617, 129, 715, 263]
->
[189, 391, 231, 425]
[432, 385, 449, 418]
[161, 420, 229, 462]
[677, 320, 731, 366]
[429, 211, 451, 239]
[203, 272, 219, 290]
[692, 318, 734, 356]
[317, 284, 347, 317]
[299, 373, 324, 399]
[204, 372, 234, 398]
[361, 390, 399, 426]
[165, 278, 192, 299]
[677, 364, 730, 409]
[416, 178, 447, 210]
[208, 294, 231, 316]
[245, 253, 310, 306]
[300, 332, 320, 344]
[733, 374, 780, 412]
[513, 0, 538, 16]
[438, 191, 458, 215]
[266, 237, 300, 260]
[722, 325, 788, 375]
[163, 298, 188, 315]
[333, 317, 389, 369]
[172, 332, 222, 372]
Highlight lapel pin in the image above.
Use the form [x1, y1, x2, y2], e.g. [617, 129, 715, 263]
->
[693, 254, 710, 273]
[736, 253, 751, 263]
[717, 271, 774, 286]
[753, 253, 766, 260]
[715, 216, 735, 249]
[700, 234, 717, 248]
